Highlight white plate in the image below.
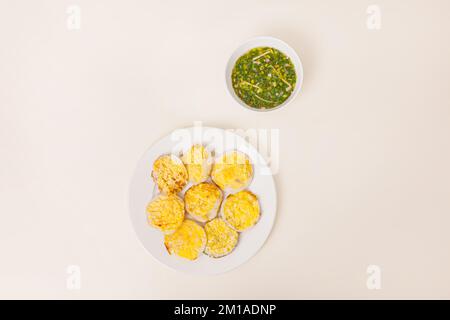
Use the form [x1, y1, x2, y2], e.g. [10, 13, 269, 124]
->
[129, 126, 277, 275]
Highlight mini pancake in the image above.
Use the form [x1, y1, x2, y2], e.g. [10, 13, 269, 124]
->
[211, 151, 253, 192]
[164, 220, 206, 260]
[184, 182, 223, 223]
[182, 144, 212, 183]
[146, 194, 185, 234]
[204, 218, 239, 258]
[152, 154, 188, 194]
[222, 190, 260, 232]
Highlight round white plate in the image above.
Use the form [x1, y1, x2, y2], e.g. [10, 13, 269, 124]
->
[129, 126, 277, 275]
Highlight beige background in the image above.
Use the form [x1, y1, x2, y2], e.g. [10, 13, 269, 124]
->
[1, 0, 450, 299]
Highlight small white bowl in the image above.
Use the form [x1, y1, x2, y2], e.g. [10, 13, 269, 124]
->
[225, 36, 303, 112]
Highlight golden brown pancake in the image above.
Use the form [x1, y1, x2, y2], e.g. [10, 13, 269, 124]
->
[222, 190, 260, 232]
[152, 154, 188, 194]
[184, 182, 223, 223]
[204, 218, 239, 258]
[182, 144, 212, 183]
[211, 151, 253, 192]
[164, 220, 206, 260]
[146, 194, 185, 234]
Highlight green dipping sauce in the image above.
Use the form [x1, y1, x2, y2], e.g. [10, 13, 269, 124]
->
[231, 47, 297, 110]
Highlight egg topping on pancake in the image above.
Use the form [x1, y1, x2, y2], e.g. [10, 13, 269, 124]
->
[204, 218, 239, 258]
[152, 154, 188, 194]
[164, 220, 206, 260]
[222, 190, 260, 232]
[182, 144, 212, 183]
[185, 182, 223, 223]
[211, 151, 253, 192]
[146, 194, 185, 234]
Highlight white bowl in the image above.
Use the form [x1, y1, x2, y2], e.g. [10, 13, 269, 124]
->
[225, 36, 303, 112]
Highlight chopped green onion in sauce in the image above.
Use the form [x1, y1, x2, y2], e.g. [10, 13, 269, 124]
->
[231, 47, 297, 110]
